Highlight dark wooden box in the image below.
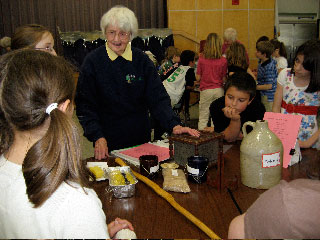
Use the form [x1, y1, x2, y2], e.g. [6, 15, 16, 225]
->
[168, 131, 224, 167]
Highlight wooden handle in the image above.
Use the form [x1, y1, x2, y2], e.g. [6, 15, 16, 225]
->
[115, 157, 221, 239]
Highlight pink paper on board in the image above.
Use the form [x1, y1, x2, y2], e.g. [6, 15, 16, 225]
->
[118, 143, 170, 162]
[263, 112, 302, 168]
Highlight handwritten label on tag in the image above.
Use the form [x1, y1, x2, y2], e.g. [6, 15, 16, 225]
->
[171, 169, 178, 176]
[262, 151, 281, 168]
[187, 164, 199, 175]
[150, 164, 159, 173]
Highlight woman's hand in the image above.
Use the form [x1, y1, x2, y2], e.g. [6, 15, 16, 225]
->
[172, 125, 200, 137]
[94, 137, 109, 160]
[108, 217, 134, 238]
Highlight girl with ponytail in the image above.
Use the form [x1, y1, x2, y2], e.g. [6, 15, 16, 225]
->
[270, 39, 288, 73]
[0, 49, 134, 238]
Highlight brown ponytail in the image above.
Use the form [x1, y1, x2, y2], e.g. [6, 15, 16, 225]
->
[0, 49, 93, 207]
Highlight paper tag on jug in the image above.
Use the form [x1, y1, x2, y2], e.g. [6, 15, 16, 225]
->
[150, 164, 159, 173]
[186, 164, 200, 175]
[171, 169, 178, 176]
[262, 151, 281, 168]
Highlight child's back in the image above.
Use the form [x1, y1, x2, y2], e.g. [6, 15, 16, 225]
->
[197, 57, 227, 90]
[196, 33, 227, 130]
[163, 50, 196, 108]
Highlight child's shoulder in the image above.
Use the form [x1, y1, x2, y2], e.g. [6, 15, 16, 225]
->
[267, 58, 277, 66]
[280, 68, 293, 77]
[210, 96, 225, 109]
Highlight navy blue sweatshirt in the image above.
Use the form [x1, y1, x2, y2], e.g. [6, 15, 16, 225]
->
[75, 46, 180, 151]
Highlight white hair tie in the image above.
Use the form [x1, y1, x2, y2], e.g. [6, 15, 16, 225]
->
[46, 103, 58, 115]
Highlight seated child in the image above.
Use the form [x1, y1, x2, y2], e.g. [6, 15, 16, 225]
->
[163, 50, 196, 108]
[205, 72, 265, 142]
[228, 179, 320, 239]
[256, 40, 278, 112]
[154, 50, 196, 140]
[158, 46, 181, 81]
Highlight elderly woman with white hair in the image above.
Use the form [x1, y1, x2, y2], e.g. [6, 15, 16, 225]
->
[222, 27, 249, 64]
[76, 5, 199, 160]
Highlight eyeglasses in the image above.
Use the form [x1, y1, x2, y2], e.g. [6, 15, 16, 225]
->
[34, 46, 55, 53]
[106, 30, 130, 40]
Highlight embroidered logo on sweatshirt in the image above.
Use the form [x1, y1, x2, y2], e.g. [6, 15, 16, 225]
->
[126, 74, 142, 83]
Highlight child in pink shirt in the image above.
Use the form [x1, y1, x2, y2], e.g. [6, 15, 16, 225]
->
[196, 33, 227, 130]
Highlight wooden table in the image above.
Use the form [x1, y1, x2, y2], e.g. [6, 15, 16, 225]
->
[90, 144, 319, 239]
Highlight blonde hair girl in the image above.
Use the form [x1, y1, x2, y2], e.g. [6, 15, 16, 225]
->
[203, 33, 222, 59]
[196, 32, 228, 130]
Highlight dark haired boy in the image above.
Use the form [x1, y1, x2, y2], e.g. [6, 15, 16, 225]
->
[205, 72, 266, 142]
[256, 41, 278, 112]
[255, 36, 269, 48]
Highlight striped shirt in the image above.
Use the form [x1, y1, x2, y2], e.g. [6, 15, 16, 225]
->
[257, 58, 278, 101]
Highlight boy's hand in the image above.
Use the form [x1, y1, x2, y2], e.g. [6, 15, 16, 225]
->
[222, 106, 241, 121]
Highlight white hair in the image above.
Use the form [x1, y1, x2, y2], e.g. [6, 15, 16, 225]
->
[224, 28, 237, 41]
[100, 5, 138, 40]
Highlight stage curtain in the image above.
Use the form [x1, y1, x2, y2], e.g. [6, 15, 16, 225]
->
[0, 0, 167, 54]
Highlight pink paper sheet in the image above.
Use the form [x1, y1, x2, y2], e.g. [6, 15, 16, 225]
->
[118, 143, 170, 162]
[263, 112, 302, 168]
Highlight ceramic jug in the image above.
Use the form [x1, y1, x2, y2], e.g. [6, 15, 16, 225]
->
[240, 120, 283, 189]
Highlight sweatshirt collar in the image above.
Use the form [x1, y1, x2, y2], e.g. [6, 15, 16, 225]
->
[105, 42, 132, 61]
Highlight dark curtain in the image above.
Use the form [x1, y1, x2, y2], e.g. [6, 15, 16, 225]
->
[0, 0, 167, 54]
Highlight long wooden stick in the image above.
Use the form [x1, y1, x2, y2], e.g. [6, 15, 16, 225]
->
[115, 157, 221, 239]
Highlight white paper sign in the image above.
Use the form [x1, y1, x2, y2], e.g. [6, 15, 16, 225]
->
[187, 164, 199, 175]
[262, 151, 281, 168]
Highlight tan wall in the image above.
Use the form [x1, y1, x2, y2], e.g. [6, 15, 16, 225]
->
[168, 0, 275, 70]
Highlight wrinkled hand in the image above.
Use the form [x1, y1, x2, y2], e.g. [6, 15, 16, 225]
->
[222, 106, 241, 121]
[108, 217, 134, 238]
[94, 137, 109, 160]
[172, 125, 200, 137]
[203, 126, 214, 133]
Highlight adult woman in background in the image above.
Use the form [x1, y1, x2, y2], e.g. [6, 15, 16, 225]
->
[222, 27, 249, 64]
[11, 24, 57, 55]
[75, 5, 199, 160]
